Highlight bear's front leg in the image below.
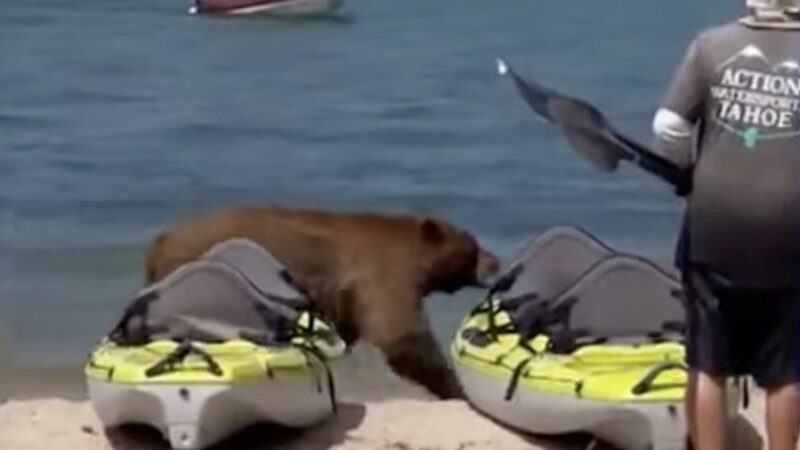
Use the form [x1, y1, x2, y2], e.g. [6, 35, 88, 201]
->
[356, 296, 464, 400]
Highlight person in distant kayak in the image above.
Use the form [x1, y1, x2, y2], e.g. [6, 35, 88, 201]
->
[652, 1, 800, 449]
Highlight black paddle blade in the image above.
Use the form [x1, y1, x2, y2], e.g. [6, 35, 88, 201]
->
[497, 59, 631, 172]
[559, 125, 627, 172]
[496, 59, 558, 123]
[497, 59, 690, 193]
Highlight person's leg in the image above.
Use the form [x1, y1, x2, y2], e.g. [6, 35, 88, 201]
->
[750, 289, 800, 450]
[682, 267, 732, 450]
[764, 382, 800, 450]
[692, 371, 728, 450]
[685, 371, 697, 449]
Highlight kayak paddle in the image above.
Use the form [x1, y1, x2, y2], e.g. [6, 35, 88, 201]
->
[496, 59, 691, 195]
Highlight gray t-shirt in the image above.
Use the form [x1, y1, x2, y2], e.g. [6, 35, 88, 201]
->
[658, 21, 800, 287]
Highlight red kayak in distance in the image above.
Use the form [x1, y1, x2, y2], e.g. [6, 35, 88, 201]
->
[190, 0, 344, 15]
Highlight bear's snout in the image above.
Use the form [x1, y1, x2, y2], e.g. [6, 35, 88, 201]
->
[475, 249, 499, 286]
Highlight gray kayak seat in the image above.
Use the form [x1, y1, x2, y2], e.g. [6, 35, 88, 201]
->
[473, 226, 616, 343]
[497, 225, 615, 304]
[546, 255, 685, 353]
[110, 238, 313, 346]
[203, 238, 311, 314]
[468, 226, 686, 352]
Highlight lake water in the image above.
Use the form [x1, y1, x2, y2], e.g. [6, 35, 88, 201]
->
[0, 0, 738, 373]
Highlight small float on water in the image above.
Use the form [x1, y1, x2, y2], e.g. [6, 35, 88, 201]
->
[189, 0, 344, 16]
[85, 239, 345, 450]
[452, 226, 741, 450]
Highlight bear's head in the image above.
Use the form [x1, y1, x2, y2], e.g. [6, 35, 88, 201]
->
[417, 218, 499, 294]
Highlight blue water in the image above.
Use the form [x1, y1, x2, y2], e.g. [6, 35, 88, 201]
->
[1, 0, 739, 367]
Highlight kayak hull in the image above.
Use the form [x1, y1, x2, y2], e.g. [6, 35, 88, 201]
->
[455, 361, 687, 450]
[451, 306, 741, 450]
[86, 334, 345, 450]
[87, 366, 338, 450]
[455, 359, 743, 450]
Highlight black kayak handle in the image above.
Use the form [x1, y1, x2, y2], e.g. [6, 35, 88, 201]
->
[631, 361, 688, 395]
[145, 341, 224, 378]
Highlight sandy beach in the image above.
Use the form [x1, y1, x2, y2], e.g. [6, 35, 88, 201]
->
[0, 394, 768, 450]
[0, 344, 769, 450]
[0, 398, 585, 450]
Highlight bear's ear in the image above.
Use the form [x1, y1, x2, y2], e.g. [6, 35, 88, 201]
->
[420, 218, 445, 244]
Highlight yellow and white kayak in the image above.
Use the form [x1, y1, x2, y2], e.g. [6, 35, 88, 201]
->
[452, 296, 741, 450]
[452, 303, 688, 450]
[451, 226, 740, 450]
[85, 238, 348, 450]
[86, 312, 346, 450]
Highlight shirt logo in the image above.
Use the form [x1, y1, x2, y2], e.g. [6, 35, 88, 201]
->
[709, 45, 800, 148]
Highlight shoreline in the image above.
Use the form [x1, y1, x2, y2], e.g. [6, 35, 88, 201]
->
[0, 365, 87, 402]
[0, 343, 432, 403]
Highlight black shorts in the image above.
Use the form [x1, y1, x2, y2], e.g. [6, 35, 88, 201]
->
[683, 266, 800, 388]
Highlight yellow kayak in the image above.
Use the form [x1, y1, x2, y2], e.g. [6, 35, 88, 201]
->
[85, 238, 347, 450]
[451, 226, 739, 450]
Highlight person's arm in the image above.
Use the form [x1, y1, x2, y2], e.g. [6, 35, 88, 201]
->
[652, 35, 708, 170]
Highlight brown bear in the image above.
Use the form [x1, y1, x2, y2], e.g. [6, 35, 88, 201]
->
[143, 206, 499, 399]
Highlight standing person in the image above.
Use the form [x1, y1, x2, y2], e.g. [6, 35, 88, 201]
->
[652, 1, 800, 449]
